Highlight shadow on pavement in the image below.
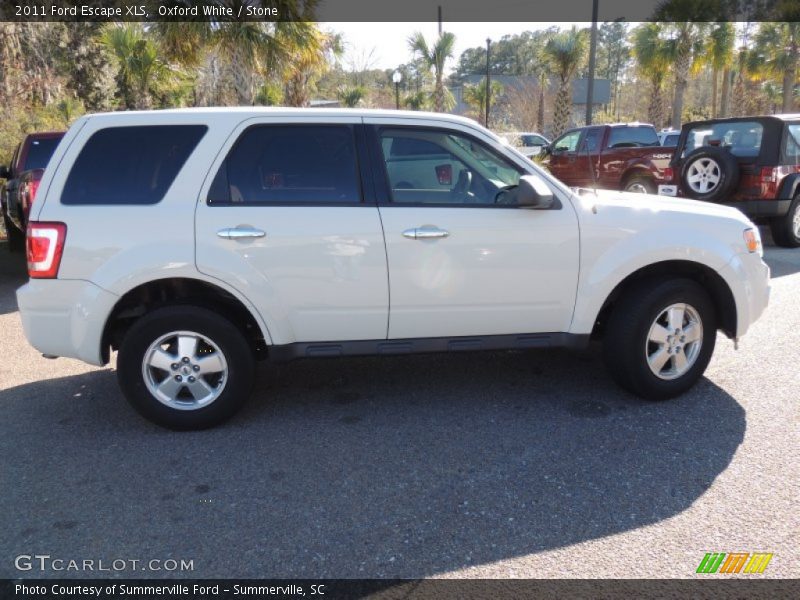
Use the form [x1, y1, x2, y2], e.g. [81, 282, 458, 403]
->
[0, 347, 745, 578]
[0, 242, 27, 315]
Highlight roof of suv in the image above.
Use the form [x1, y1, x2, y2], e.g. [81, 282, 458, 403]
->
[83, 106, 484, 126]
[683, 114, 800, 129]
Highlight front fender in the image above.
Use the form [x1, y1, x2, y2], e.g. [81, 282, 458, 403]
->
[569, 207, 741, 334]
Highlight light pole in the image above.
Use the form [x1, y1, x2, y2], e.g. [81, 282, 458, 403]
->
[485, 38, 491, 128]
[392, 70, 402, 110]
[585, 0, 599, 125]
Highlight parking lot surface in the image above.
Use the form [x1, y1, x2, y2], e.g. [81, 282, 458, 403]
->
[1, 237, 797, 579]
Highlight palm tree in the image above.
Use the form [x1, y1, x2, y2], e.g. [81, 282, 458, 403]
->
[462, 80, 503, 121]
[408, 31, 456, 112]
[102, 24, 172, 109]
[751, 22, 800, 113]
[543, 27, 588, 138]
[154, 2, 322, 105]
[632, 23, 671, 128]
[337, 85, 366, 108]
[704, 23, 735, 117]
[403, 91, 428, 111]
[665, 22, 707, 128]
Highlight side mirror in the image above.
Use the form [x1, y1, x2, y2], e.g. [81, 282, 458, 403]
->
[0, 165, 9, 180]
[542, 144, 553, 156]
[517, 174, 555, 209]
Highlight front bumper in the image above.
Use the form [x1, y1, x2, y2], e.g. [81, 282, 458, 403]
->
[721, 199, 791, 219]
[717, 251, 770, 339]
[16, 279, 119, 366]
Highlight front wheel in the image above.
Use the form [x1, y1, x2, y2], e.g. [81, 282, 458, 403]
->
[770, 194, 800, 248]
[603, 279, 716, 400]
[117, 305, 255, 430]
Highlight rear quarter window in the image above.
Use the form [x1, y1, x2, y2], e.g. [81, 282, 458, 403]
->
[61, 125, 207, 205]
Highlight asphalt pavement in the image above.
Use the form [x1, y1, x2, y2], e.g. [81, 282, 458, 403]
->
[0, 234, 797, 579]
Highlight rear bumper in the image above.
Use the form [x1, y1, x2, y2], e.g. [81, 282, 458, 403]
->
[722, 199, 791, 218]
[16, 279, 118, 366]
[717, 251, 770, 339]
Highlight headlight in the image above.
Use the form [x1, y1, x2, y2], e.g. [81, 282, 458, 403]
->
[743, 228, 762, 256]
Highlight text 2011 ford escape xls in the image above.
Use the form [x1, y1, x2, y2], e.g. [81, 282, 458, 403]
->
[17, 108, 770, 429]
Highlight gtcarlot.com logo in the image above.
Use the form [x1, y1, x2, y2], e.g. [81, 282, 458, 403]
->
[15, 554, 194, 572]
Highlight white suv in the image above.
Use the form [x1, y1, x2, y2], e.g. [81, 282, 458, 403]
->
[17, 108, 770, 429]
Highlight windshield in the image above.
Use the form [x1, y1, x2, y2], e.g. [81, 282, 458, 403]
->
[682, 121, 763, 158]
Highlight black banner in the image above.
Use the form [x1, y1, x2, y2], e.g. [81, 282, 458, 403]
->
[0, 0, 796, 23]
[2, 579, 800, 600]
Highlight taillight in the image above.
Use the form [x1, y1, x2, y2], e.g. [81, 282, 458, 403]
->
[26, 222, 67, 279]
[663, 167, 674, 182]
[760, 167, 777, 183]
[28, 179, 41, 204]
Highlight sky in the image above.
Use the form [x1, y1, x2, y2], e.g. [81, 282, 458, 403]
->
[324, 22, 590, 73]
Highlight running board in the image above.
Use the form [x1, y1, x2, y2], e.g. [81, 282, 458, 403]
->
[269, 333, 589, 363]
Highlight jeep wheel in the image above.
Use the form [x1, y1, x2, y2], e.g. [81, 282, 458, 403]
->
[117, 305, 255, 430]
[623, 175, 656, 194]
[603, 278, 716, 400]
[679, 147, 739, 203]
[770, 194, 800, 248]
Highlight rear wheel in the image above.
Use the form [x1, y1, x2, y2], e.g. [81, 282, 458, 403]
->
[117, 305, 255, 430]
[770, 194, 800, 248]
[603, 279, 716, 400]
[679, 147, 739, 203]
[623, 175, 656, 194]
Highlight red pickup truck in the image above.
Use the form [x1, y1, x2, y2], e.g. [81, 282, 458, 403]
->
[1, 131, 65, 251]
[545, 123, 675, 194]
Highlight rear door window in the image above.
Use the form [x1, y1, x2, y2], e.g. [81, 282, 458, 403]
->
[61, 126, 207, 205]
[208, 125, 361, 205]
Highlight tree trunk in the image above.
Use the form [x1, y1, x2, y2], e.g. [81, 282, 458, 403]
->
[647, 80, 663, 128]
[732, 73, 746, 117]
[719, 67, 731, 117]
[711, 67, 718, 118]
[228, 49, 255, 105]
[671, 45, 691, 128]
[434, 71, 444, 112]
[552, 79, 571, 138]
[536, 82, 545, 133]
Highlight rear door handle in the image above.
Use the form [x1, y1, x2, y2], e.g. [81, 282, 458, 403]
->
[217, 226, 266, 240]
[403, 226, 450, 240]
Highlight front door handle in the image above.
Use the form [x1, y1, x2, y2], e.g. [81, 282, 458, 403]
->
[217, 226, 266, 240]
[402, 226, 450, 240]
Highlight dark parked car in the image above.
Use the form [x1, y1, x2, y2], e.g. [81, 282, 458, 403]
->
[1, 131, 65, 251]
[663, 115, 800, 248]
[545, 123, 675, 194]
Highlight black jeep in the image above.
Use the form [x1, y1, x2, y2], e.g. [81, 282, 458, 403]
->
[665, 115, 800, 248]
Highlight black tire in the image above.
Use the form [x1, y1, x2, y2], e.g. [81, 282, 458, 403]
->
[3, 213, 24, 253]
[117, 305, 255, 430]
[679, 147, 739, 203]
[623, 174, 656, 194]
[770, 194, 800, 248]
[603, 278, 717, 400]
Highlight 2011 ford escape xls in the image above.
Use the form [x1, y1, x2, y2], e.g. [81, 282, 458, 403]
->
[17, 108, 770, 429]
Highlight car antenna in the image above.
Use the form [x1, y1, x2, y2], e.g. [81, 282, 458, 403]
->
[584, 131, 599, 196]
